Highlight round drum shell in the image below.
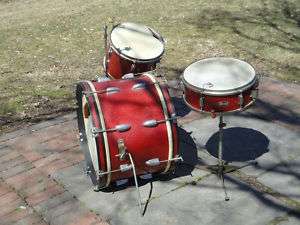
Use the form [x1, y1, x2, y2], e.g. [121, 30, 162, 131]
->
[105, 49, 157, 79]
[76, 74, 178, 188]
[183, 85, 257, 113]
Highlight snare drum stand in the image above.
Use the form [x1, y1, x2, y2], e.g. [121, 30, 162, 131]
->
[215, 113, 230, 201]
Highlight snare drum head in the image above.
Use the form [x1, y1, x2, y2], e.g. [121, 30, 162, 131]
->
[110, 22, 164, 61]
[183, 57, 256, 95]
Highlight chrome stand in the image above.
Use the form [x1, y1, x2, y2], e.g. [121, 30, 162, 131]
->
[216, 113, 230, 201]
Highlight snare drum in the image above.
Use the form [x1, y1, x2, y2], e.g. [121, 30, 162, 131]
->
[76, 74, 179, 189]
[104, 22, 165, 79]
[182, 57, 259, 114]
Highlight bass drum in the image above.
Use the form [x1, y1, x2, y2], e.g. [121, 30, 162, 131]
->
[76, 73, 178, 189]
[104, 22, 165, 79]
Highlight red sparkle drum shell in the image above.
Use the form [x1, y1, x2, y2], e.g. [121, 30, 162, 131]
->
[182, 57, 259, 113]
[104, 22, 165, 79]
[104, 51, 157, 80]
[76, 74, 178, 188]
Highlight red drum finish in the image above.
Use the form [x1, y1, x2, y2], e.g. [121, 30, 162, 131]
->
[104, 22, 165, 79]
[76, 74, 178, 188]
[104, 50, 157, 80]
[182, 57, 259, 115]
[183, 83, 258, 113]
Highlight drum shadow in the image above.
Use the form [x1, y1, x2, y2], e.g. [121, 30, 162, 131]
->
[171, 97, 191, 117]
[100, 127, 198, 192]
[205, 127, 270, 162]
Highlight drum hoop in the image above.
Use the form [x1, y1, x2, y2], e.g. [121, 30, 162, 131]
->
[183, 94, 256, 114]
[76, 82, 108, 188]
[110, 24, 165, 63]
[182, 75, 258, 96]
[84, 80, 112, 187]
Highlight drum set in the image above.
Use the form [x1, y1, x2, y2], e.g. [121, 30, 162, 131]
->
[76, 22, 259, 215]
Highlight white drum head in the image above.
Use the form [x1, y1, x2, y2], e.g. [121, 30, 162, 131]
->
[183, 57, 256, 95]
[110, 22, 164, 61]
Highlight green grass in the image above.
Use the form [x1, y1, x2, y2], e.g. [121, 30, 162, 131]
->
[0, 0, 299, 128]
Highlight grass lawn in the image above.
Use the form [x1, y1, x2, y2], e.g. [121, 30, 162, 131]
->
[0, 0, 299, 132]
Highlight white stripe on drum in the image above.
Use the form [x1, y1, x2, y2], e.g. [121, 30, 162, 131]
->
[144, 74, 173, 173]
[86, 81, 112, 187]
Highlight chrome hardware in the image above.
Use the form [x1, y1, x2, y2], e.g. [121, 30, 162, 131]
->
[83, 87, 120, 96]
[239, 93, 244, 108]
[143, 116, 179, 128]
[117, 139, 127, 160]
[120, 164, 133, 172]
[199, 96, 205, 111]
[251, 89, 259, 100]
[127, 153, 143, 216]
[91, 124, 131, 137]
[98, 152, 144, 216]
[97, 164, 132, 177]
[84, 167, 92, 175]
[132, 82, 146, 90]
[145, 156, 183, 167]
[217, 101, 229, 107]
[122, 73, 134, 79]
[96, 75, 109, 82]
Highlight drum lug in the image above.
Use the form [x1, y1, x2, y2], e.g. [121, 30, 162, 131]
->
[199, 96, 205, 111]
[145, 155, 183, 167]
[143, 116, 179, 127]
[91, 124, 131, 137]
[83, 87, 120, 96]
[117, 139, 127, 160]
[217, 101, 229, 107]
[239, 93, 244, 108]
[132, 82, 146, 90]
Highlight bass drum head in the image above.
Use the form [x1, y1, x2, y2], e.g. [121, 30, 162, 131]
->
[110, 22, 164, 62]
[76, 84, 106, 188]
[183, 57, 256, 95]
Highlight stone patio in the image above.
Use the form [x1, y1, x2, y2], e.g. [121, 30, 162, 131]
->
[0, 77, 299, 225]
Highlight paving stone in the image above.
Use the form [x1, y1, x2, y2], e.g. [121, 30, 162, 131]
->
[34, 191, 74, 215]
[44, 199, 87, 225]
[43, 132, 78, 153]
[33, 154, 61, 168]
[0, 161, 34, 180]
[5, 168, 43, 190]
[60, 147, 84, 165]
[13, 214, 45, 225]
[0, 182, 10, 197]
[67, 212, 109, 225]
[0, 198, 23, 216]
[0, 151, 20, 164]
[54, 162, 297, 225]
[0, 155, 28, 172]
[0, 146, 12, 158]
[0, 192, 19, 206]
[40, 159, 74, 176]
[0, 129, 31, 143]
[20, 179, 58, 198]
[26, 183, 65, 206]
[0, 206, 35, 224]
[256, 159, 300, 202]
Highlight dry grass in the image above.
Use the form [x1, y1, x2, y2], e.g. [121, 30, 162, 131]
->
[0, 0, 299, 131]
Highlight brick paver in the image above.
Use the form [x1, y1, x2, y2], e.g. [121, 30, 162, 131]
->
[0, 114, 108, 225]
